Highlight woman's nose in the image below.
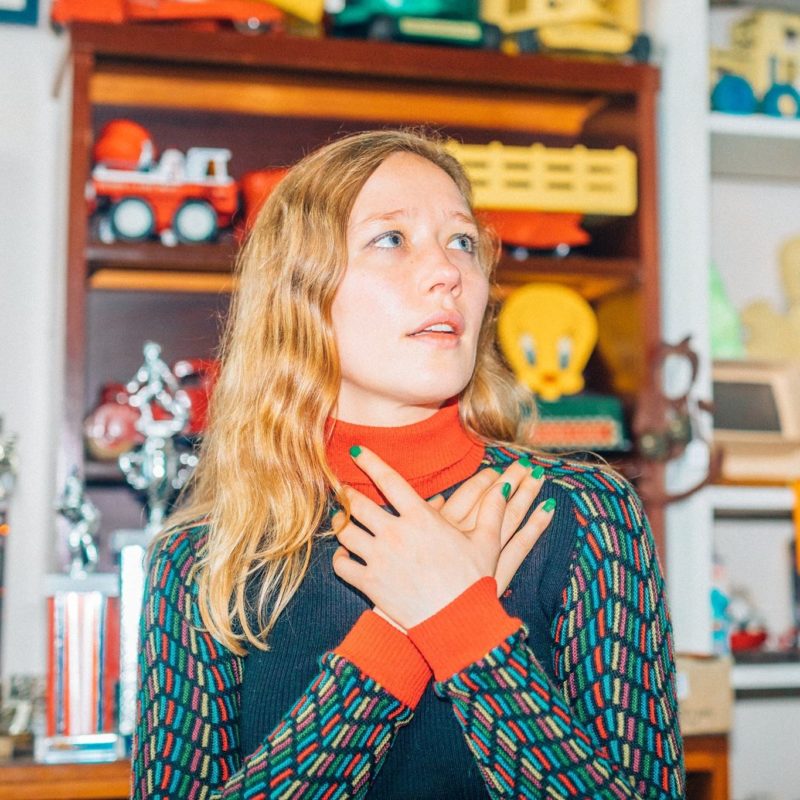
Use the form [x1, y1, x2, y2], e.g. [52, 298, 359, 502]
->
[423, 247, 463, 296]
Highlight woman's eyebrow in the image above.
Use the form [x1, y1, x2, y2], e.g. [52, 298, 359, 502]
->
[351, 209, 406, 228]
[350, 209, 478, 229]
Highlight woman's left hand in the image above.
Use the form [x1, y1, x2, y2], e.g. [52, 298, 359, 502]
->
[331, 446, 508, 630]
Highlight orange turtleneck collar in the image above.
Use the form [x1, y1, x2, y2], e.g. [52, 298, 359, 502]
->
[325, 402, 486, 505]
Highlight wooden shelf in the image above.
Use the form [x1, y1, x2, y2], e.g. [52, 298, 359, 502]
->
[0, 759, 129, 800]
[62, 18, 665, 555]
[85, 241, 637, 297]
[72, 23, 659, 96]
[87, 240, 237, 273]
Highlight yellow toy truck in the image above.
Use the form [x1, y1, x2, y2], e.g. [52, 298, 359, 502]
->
[710, 10, 800, 117]
[480, 0, 650, 61]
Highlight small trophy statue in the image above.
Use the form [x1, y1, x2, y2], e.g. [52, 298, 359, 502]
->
[118, 341, 198, 537]
[0, 419, 18, 689]
[56, 469, 100, 579]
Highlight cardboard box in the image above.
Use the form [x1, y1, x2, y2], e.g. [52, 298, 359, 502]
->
[675, 654, 734, 736]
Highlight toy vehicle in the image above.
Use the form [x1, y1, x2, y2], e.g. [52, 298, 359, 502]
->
[480, 0, 650, 61]
[711, 10, 800, 118]
[89, 119, 239, 245]
[329, 0, 501, 49]
[446, 140, 637, 215]
[84, 359, 218, 460]
[51, 0, 286, 33]
[447, 140, 636, 256]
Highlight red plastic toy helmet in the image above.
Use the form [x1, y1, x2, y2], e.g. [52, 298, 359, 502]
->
[93, 119, 157, 169]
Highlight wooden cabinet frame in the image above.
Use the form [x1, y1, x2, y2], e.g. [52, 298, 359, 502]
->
[62, 22, 667, 553]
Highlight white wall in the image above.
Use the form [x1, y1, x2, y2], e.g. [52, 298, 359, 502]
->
[0, 11, 68, 678]
[645, 0, 715, 655]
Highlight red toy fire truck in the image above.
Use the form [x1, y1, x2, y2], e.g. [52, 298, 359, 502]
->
[89, 119, 239, 245]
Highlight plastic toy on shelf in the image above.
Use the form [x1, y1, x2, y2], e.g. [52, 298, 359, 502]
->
[480, 0, 650, 61]
[51, 0, 290, 32]
[84, 358, 218, 461]
[328, 0, 502, 49]
[710, 10, 800, 118]
[446, 139, 637, 256]
[88, 119, 240, 246]
[497, 283, 628, 452]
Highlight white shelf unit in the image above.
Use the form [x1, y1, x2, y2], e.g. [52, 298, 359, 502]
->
[732, 660, 800, 691]
[708, 484, 795, 516]
[710, 112, 800, 180]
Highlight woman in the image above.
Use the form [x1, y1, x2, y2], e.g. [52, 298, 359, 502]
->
[132, 130, 684, 799]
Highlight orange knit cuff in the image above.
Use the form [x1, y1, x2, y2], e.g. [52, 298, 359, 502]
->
[408, 577, 523, 682]
[334, 610, 431, 709]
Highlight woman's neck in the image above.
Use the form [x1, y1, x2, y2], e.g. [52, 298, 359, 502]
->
[325, 403, 486, 505]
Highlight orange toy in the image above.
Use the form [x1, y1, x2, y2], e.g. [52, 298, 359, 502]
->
[90, 119, 239, 245]
[478, 209, 589, 252]
[239, 167, 289, 230]
[51, 0, 285, 32]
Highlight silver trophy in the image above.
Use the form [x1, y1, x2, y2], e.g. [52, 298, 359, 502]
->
[118, 341, 198, 537]
[115, 342, 197, 745]
[56, 469, 100, 579]
[0, 419, 18, 688]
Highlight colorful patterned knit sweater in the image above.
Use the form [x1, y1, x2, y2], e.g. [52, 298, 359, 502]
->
[132, 408, 684, 799]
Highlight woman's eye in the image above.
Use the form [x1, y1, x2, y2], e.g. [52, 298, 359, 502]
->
[374, 231, 404, 248]
[449, 233, 477, 253]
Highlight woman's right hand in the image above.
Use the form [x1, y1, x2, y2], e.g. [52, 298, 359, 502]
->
[428, 458, 554, 595]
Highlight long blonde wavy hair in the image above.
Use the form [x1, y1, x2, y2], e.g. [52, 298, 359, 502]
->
[164, 129, 533, 654]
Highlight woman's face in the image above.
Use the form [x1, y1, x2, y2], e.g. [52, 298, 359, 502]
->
[332, 152, 490, 425]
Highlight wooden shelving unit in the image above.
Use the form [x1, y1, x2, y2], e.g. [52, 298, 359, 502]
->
[60, 22, 666, 554]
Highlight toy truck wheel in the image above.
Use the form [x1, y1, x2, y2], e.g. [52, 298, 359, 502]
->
[173, 200, 218, 244]
[233, 18, 273, 35]
[629, 34, 651, 63]
[367, 15, 398, 42]
[109, 197, 156, 242]
[516, 29, 540, 54]
[481, 23, 502, 51]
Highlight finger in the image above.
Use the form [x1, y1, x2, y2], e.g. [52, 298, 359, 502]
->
[495, 498, 556, 595]
[335, 520, 375, 562]
[344, 485, 393, 534]
[500, 471, 546, 548]
[332, 545, 367, 591]
[437, 466, 498, 524]
[456, 459, 535, 531]
[349, 446, 422, 514]
[473, 480, 512, 548]
[427, 494, 446, 511]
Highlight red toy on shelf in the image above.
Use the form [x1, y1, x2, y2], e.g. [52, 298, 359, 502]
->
[51, 0, 286, 33]
[89, 119, 240, 246]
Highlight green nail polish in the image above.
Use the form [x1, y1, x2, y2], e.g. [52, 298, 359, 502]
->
[349, 445, 362, 458]
[502, 482, 512, 500]
[490, 465, 504, 474]
[542, 497, 556, 513]
[518, 456, 532, 469]
[532, 465, 545, 480]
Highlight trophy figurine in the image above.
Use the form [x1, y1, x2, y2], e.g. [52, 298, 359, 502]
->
[56, 469, 100, 579]
[118, 341, 198, 537]
[0, 419, 18, 685]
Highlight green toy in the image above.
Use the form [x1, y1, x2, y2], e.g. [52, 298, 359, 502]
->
[709, 262, 745, 360]
[330, 0, 501, 48]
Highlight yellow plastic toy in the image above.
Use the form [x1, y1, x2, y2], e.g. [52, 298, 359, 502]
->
[711, 10, 800, 101]
[446, 140, 637, 215]
[497, 283, 598, 402]
[741, 236, 800, 360]
[480, 0, 649, 60]
[253, 0, 323, 23]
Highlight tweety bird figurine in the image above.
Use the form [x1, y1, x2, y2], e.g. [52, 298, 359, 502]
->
[497, 283, 598, 401]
